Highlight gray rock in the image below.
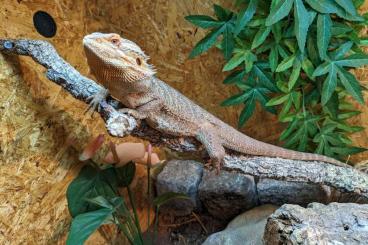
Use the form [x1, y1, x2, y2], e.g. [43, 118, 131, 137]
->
[156, 160, 203, 216]
[198, 170, 257, 220]
[257, 178, 330, 206]
[202, 204, 279, 245]
[264, 202, 368, 245]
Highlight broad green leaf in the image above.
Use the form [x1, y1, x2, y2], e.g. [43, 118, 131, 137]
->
[266, 94, 290, 106]
[251, 26, 271, 49]
[153, 192, 190, 208]
[335, 0, 357, 16]
[214, 4, 231, 21]
[85, 196, 114, 209]
[305, 0, 339, 13]
[115, 161, 136, 187]
[288, 61, 301, 90]
[185, 15, 224, 29]
[67, 166, 117, 218]
[67, 208, 113, 245]
[223, 52, 246, 71]
[276, 55, 295, 72]
[313, 61, 330, 77]
[269, 46, 279, 72]
[294, 0, 313, 52]
[317, 14, 332, 60]
[330, 41, 353, 60]
[223, 69, 246, 84]
[335, 7, 364, 21]
[222, 24, 235, 60]
[301, 58, 315, 79]
[189, 25, 226, 58]
[337, 66, 364, 104]
[234, 0, 258, 35]
[239, 95, 256, 126]
[265, 0, 293, 26]
[335, 53, 368, 67]
[221, 92, 250, 106]
[321, 64, 337, 105]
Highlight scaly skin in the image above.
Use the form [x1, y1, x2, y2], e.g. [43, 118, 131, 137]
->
[83, 32, 348, 170]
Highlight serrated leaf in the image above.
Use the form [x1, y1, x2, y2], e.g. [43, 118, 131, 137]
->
[276, 54, 295, 72]
[269, 46, 279, 72]
[189, 25, 226, 58]
[335, 0, 357, 16]
[239, 95, 256, 126]
[66, 208, 113, 245]
[330, 41, 353, 60]
[221, 91, 250, 106]
[324, 92, 339, 118]
[214, 4, 231, 21]
[321, 63, 337, 105]
[294, 0, 313, 52]
[266, 94, 290, 106]
[337, 66, 364, 104]
[223, 52, 246, 71]
[307, 35, 320, 64]
[291, 91, 301, 110]
[223, 69, 246, 84]
[331, 22, 353, 36]
[305, 0, 339, 13]
[288, 61, 301, 90]
[317, 14, 332, 60]
[253, 63, 277, 91]
[251, 26, 271, 49]
[335, 53, 368, 67]
[234, 0, 258, 35]
[185, 15, 224, 29]
[312, 61, 330, 77]
[301, 58, 315, 79]
[265, 0, 294, 26]
[222, 25, 235, 60]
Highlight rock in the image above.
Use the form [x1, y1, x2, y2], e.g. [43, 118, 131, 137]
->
[156, 160, 203, 216]
[263, 202, 368, 245]
[202, 205, 279, 245]
[257, 178, 329, 206]
[198, 170, 257, 220]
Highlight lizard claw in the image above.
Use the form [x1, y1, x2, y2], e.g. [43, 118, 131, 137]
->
[85, 88, 109, 115]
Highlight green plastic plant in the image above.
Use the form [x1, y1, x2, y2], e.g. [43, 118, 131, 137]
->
[186, 0, 368, 160]
[66, 137, 188, 245]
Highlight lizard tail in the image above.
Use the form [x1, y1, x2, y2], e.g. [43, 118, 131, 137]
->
[222, 131, 348, 167]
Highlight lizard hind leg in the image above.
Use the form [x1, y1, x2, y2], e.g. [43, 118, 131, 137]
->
[195, 126, 225, 174]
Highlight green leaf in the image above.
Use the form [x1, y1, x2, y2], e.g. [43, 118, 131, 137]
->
[67, 165, 117, 218]
[266, 94, 290, 106]
[301, 58, 315, 79]
[85, 196, 114, 210]
[189, 25, 226, 58]
[239, 96, 256, 126]
[185, 15, 224, 29]
[234, 0, 258, 35]
[251, 26, 271, 49]
[337, 66, 364, 104]
[331, 23, 353, 36]
[265, 0, 294, 26]
[115, 161, 136, 187]
[223, 52, 246, 71]
[294, 0, 313, 52]
[221, 92, 250, 106]
[313, 61, 330, 77]
[307, 35, 320, 64]
[317, 14, 332, 60]
[276, 54, 295, 72]
[223, 69, 246, 84]
[330, 41, 353, 60]
[321, 64, 337, 105]
[67, 208, 113, 245]
[153, 192, 190, 209]
[269, 46, 279, 72]
[214, 4, 231, 21]
[324, 92, 339, 118]
[291, 91, 301, 110]
[222, 24, 235, 60]
[335, 0, 357, 16]
[305, 0, 339, 13]
[253, 63, 278, 91]
[288, 61, 301, 90]
[335, 53, 368, 67]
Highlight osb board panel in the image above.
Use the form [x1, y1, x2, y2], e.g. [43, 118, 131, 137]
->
[0, 0, 367, 244]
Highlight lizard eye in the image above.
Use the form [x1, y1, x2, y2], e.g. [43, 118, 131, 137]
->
[111, 38, 120, 45]
[136, 57, 142, 66]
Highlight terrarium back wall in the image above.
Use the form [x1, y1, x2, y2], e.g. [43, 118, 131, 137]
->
[0, 0, 367, 244]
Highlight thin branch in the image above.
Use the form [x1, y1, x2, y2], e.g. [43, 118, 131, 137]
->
[1, 38, 367, 201]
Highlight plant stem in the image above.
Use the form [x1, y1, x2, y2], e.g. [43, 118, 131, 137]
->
[153, 208, 159, 244]
[127, 186, 144, 244]
[147, 165, 152, 244]
[114, 215, 134, 245]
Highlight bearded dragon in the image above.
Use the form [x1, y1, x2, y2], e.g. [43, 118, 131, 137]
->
[83, 32, 347, 170]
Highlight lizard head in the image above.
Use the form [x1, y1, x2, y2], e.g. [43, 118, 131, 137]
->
[83, 32, 155, 83]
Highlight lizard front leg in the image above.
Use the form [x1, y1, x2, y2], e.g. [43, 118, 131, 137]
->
[195, 124, 225, 173]
[119, 98, 164, 120]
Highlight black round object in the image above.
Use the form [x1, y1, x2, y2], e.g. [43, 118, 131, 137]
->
[33, 11, 57, 38]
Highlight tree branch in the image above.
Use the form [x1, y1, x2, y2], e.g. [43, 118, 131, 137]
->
[1, 39, 367, 201]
